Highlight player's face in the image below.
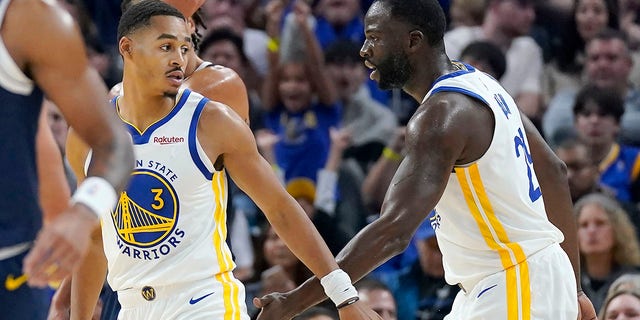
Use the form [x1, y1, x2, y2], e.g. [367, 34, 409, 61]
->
[577, 203, 615, 255]
[604, 294, 640, 320]
[575, 0, 609, 42]
[361, 2, 412, 90]
[128, 16, 192, 97]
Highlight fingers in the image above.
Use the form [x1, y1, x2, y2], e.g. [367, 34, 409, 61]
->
[23, 229, 79, 286]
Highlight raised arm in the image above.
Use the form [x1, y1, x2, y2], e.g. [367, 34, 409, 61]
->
[198, 102, 380, 319]
[261, 0, 286, 111]
[255, 94, 477, 319]
[520, 113, 597, 319]
[294, 0, 337, 106]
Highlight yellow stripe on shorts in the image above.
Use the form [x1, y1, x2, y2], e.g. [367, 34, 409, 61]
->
[456, 164, 531, 320]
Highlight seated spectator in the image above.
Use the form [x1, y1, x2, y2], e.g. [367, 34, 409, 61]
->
[394, 220, 457, 320]
[572, 84, 640, 204]
[598, 287, 640, 319]
[356, 278, 398, 320]
[544, 29, 640, 147]
[576, 193, 640, 310]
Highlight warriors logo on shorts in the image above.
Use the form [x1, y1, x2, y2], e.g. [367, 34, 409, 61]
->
[112, 169, 179, 247]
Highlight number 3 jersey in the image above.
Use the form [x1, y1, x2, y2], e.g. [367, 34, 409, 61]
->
[424, 65, 565, 288]
[100, 89, 235, 291]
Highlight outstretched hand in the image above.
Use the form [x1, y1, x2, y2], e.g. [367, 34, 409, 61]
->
[577, 291, 597, 320]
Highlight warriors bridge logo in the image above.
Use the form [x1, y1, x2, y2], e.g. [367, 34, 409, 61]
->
[112, 167, 184, 260]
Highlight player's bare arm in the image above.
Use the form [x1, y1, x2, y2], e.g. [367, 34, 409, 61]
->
[64, 129, 109, 320]
[255, 93, 492, 319]
[521, 114, 597, 320]
[6, 0, 133, 286]
[198, 102, 380, 319]
[36, 110, 71, 225]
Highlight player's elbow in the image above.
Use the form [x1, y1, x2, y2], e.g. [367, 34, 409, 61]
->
[376, 215, 414, 256]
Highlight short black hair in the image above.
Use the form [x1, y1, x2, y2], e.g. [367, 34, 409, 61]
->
[293, 306, 338, 320]
[375, 0, 447, 46]
[324, 40, 363, 65]
[198, 28, 248, 63]
[117, 0, 185, 41]
[573, 84, 625, 123]
[460, 41, 507, 79]
[121, 0, 207, 50]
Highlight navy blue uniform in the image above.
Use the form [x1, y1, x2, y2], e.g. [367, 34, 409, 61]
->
[0, 0, 49, 318]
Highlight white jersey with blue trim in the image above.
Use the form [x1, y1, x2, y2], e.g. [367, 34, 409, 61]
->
[424, 64, 564, 288]
[101, 89, 236, 290]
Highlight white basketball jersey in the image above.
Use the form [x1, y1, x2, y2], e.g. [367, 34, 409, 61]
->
[101, 89, 236, 290]
[425, 65, 564, 288]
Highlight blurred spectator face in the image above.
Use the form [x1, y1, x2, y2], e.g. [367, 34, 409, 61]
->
[603, 293, 640, 319]
[449, 0, 486, 28]
[416, 236, 445, 278]
[278, 63, 313, 113]
[326, 61, 365, 101]
[263, 227, 298, 269]
[43, 99, 69, 154]
[317, 0, 361, 27]
[359, 288, 397, 320]
[495, 0, 535, 37]
[577, 202, 615, 256]
[585, 38, 633, 89]
[575, 100, 620, 145]
[555, 144, 599, 201]
[200, 39, 246, 76]
[575, 0, 610, 42]
[202, 0, 245, 33]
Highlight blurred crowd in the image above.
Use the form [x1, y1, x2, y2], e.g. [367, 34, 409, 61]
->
[46, 0, 640, 318]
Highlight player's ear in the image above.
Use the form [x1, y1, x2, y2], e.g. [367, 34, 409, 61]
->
[119, 37, 133, 58]
[408, 29, 424, 51]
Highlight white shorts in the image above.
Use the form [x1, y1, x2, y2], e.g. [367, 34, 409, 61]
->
[117, 273, 250, 320]
[445, 243, 578, 320]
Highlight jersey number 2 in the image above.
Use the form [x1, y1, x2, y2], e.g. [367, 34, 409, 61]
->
[514, 128, 541, 202]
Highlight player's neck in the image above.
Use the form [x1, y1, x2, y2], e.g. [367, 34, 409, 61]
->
[404, 53, 456, 103]
[118, 81, 178, 132]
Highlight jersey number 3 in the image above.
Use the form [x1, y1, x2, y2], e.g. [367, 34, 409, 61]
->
[514, 128, 541, 202]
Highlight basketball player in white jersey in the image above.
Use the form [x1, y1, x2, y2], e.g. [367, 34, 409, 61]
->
[254, 0, 598, 319]
[65, 2, 380, 319]
[52, 0, 251, 315]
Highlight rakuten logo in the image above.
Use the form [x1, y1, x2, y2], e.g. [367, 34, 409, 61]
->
[153, 136, 185, 145]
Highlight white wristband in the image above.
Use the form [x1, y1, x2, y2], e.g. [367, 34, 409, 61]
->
[320, 269, 358, 307]
[70, 177, 118, 218]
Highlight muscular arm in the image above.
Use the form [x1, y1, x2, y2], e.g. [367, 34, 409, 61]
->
[36, 110, 71, 225]
[66, 129, 109, 320]
[521, 113, 580, 289]
[257, 95, 478, 318]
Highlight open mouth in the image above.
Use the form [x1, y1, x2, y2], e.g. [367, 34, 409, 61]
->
[166, 70, 184, 86]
